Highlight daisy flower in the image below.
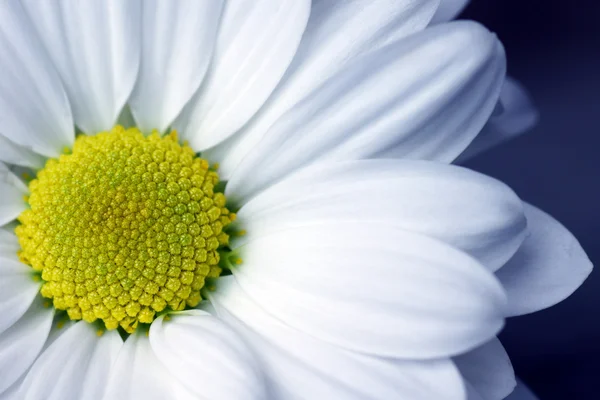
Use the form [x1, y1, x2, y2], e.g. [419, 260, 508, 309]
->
[0, 1, 590, 399]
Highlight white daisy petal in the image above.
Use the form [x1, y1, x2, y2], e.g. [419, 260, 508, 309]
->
[209, 276, 466, 400]
[506, 379, 539, 400]
[497, 203, 593, 316]
[0, 255, 40, 336]
[0, 0, 74, 157]
[174, 0, 311, 150]
[208, 0, 439, 178]
[0, 375, 24, 400]
[0, 296, 53, 395]
[20, 322, 122, 400]
[230, 222, 506, 359]
[0, 162, 27, 226]
[0, 229, 18, 253]
[103, 333, 198, 400]
[21, 0, 141, 134]
[0, 135, 45, 170]
[226, 21, 506, 200]
[148, 310, 267, 399]
[129, 0, 224, 134]
[431, 0, 470, 23]
[454, 338, 515, 400]
[457, 77, 539, 162]
[0, 162, 28, 193]
[235, 160, 526, 273]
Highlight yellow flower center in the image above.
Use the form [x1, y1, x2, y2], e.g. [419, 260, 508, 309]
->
[15, 126, 235, 333]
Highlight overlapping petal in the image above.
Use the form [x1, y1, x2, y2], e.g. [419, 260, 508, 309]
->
[506, 379, 539, 400]
[209, 276, 466, 400]
[455, 338, 515, 400]
[431, 0, 470, 23]
[207, 0, 440, 178]
[225, 21, 506, 199]
[21, 0, 140, 135]
[175, 0, 311, 149]
[0, 254, 39, 336]
[105, 314, 266, 400]
[129, 0, 224, 133]
[458, 77, 539, 162]
[0, 229, 18, 253]
[229, 221, 506, 359]
[497, 203, 592, 316]
[148, 310, 267, 400]
[0, 135, 45, 170]
[0, 296, 53, 395]
[0, 0, 74, 157]
[19, 322, 122, 400]
[0, 163, 27, 226]
[103, 333, 196, 400]
[234, 160, 526, 272]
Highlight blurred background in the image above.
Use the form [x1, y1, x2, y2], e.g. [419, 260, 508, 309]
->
[461, 0, 599, 398]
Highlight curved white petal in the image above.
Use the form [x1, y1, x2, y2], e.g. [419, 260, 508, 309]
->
[0, 228, 18, 253]
[454, 338, 515, 400]
[0, 0, 74, 157]
[103, 333, 198, 400]
[129, 0, 224, 133]
[497, 203, 593, 316]
[149, 310, 267, 400]
[0, 255, 39, 336]
[175, 0, 311, 149]
[207, 0, 439, 178]
[21, 0, 141, 135]
[234, 160, 526, 272]
[431, 0, 470, 23]
[230, 222, 506, 359]
[0, 296, 53, 395]
[20, 322, 122, 400]
[457, 77, 539, 162]
[209, 276, 466, 400]
[0, 162, 27, 226]
[0, 135, 45, 169]
[506, 379, 539, 400]
[226, 21, 506, 199]
[0, 375, 24, 400]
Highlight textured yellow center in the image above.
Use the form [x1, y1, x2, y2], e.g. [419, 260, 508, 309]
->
[16, 126, 235, 333]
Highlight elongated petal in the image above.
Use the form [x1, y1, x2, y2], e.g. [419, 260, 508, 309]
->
[234, 160, 526, 272]
[209, 276, 466, 400]
[431, 0, 470, 23]
[0, 163, 27, 226]
[226, 21, 506, 199]
[208, 0, 439, 178]
[506, 379, 539, 400]
[0, 255, 39, 336]
[497, 203, 593, 316]
[457, 77, 539, 162]
[0, 0, 73, 157]
[20, 322, 122, 400]
[175, 0, 311, 149]
[230, 222, 506, 359]
[148, 310, 267, 399]
[21, 0, 140, 135]
[103, 333, 199, 400]
[455, 338, 515, 400]
[0, 296, 53, 395]
[0, 229, 18, 253]
[0, 135, 45, 169]
[0, 375, 24, 400]
[129, 0, 224, 133]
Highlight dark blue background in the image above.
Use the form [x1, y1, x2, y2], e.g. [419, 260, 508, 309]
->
[462, 1, 599, 398]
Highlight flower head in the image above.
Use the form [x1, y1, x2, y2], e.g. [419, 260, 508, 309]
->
[0, 1, 590, 399]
